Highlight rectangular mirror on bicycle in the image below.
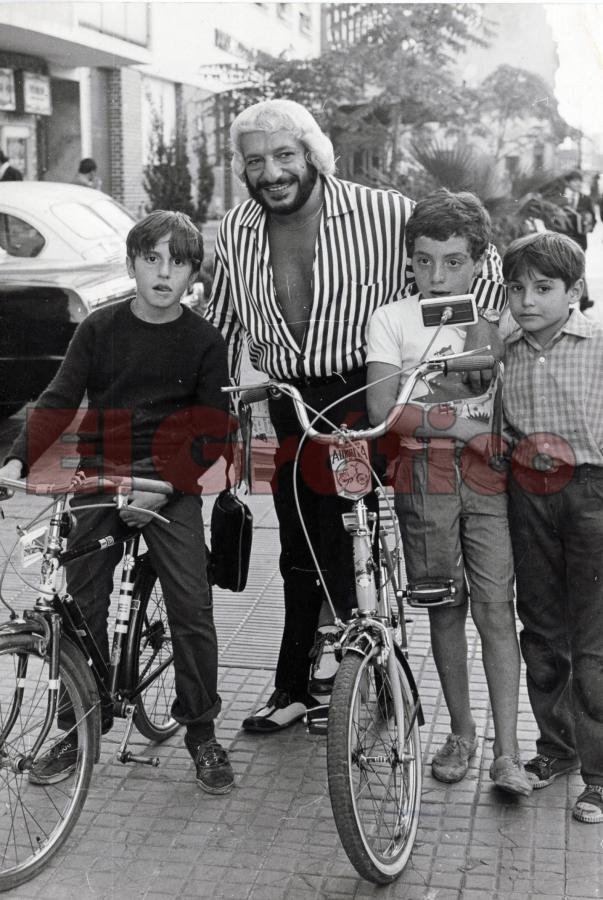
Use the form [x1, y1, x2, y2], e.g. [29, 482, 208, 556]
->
[404, 579, 456, 608]
[420, 294, 477, 327]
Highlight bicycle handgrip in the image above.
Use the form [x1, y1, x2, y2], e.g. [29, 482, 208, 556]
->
[239, 386, 269, 404]
[129, 477, 173, 496]
[444, 355, 495, 373]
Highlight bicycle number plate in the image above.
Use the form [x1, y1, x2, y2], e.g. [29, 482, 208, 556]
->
[329, 440, 372, 500]
[19, 525, 48, 568]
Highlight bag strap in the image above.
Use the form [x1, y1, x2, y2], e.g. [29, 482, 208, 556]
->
[224, 401, 253, 493]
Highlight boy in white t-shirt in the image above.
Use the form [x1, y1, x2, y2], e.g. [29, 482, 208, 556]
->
[366, 189, 531, 797]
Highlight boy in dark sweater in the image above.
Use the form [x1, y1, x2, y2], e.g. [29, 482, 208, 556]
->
[0, 211, 234, 794]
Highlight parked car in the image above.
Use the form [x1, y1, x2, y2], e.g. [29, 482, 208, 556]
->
[0, 183, 137, 419]
[0, 181, 135, 264]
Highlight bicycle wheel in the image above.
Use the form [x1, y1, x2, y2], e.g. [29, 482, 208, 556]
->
[0, 634, 98, 891]
[127, 560, 178, 741]
[327, 647, 422, 884]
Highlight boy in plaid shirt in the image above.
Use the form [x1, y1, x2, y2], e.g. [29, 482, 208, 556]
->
[503, 231, 603, 823]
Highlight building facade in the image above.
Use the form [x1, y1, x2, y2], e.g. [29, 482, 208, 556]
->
[0, 2, 320, 216]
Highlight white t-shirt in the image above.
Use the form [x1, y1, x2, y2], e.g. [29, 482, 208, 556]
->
[366, 294, 468, 398]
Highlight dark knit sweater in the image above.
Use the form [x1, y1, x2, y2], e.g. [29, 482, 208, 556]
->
[9, 301, 230, 492]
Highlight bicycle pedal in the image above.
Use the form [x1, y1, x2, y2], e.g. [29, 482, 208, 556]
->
[305, 703, 329, 735]
[118, 750, 160, 767]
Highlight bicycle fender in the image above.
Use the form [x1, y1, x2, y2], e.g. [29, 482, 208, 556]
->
[394, 643, 424, 728]
[0, 619, 46, 639]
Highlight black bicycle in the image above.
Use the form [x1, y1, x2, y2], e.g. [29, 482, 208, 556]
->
[0, 474, 177, 891]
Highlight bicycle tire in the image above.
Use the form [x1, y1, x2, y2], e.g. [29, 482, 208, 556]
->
[0, 633, 98, 891]
[126, 560, 178, 742]
[327, 647, 422, 884]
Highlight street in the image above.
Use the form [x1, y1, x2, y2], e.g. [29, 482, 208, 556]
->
[1, 231, 603, 899]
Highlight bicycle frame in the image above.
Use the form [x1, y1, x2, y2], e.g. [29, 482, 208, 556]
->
[0, 475, 175, 767]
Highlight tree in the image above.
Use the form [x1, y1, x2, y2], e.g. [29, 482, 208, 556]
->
[194, 131, 214, 224]
[471, 64, 573, 161]
[143, 106, 195, 217]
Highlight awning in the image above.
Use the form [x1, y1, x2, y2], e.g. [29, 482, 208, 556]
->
[0, 22, 150, 68]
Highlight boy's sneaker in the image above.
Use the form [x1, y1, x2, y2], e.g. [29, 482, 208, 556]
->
[28, 733, 78, 785]
[432, 733, 478, 784]
[489, 754, 533, 796]
[309, 626, 341, 695]
[242, 689, 317, 732]
[184, 734, 234, 795]
[573, 784, 603, 824]
[524, 754, 580, 789]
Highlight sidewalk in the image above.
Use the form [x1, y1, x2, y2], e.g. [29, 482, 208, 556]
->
[1, 488, 602, 900]
[3, 232, 603, 899]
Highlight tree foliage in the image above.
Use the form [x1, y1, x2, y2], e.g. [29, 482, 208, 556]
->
[143, 106, 195, 218]
[215, 4, 490, 186]
[469, 64, 574, 159]
[194, 130, 214, 224]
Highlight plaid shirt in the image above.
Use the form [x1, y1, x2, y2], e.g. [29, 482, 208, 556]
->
[504, 309, 603, 467]
[206, 175, 505, 382]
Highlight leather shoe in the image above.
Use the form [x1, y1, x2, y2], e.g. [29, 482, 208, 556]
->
[242, 689, 316, 733]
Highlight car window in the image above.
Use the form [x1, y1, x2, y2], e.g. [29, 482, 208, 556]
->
[50, 202, 117, 239]
[90, 199, 135, 238]
[0, 213, 46, 258]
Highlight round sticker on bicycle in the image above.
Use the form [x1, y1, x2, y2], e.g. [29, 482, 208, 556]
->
[329, 440, 372, 499]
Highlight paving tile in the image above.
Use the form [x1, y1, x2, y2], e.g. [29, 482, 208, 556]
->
[0, 490, 592, 900]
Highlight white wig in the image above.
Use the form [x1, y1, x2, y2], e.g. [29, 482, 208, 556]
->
[230, 99, 336, 182]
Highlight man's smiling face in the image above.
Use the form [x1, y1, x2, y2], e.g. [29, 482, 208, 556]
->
[241, 129, 318, 215]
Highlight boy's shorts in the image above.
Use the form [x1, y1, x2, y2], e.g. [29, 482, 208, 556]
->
[393, 446, 514, 608]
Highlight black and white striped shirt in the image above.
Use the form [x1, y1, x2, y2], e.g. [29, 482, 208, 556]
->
[206, 175, 505, 382]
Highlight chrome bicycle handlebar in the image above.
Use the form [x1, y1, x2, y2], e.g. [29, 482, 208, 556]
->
[222, 350, 496, 444]
[0, 474, 173, 499]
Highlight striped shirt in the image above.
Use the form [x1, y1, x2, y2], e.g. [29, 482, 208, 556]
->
[206, 175, 506, 382]
[504, 309, 603, 467]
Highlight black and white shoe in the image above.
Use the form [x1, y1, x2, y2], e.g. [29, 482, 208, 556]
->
[242, 689, 316, 733]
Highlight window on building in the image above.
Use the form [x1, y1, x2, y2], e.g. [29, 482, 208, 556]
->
[299, 11, 311, 34]
[78, 2, 148, 47]
[0, 214, 45, 258]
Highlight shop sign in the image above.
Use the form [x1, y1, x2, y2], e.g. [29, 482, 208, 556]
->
[0, 68, 16, 111]
[22, 72, 52, 116]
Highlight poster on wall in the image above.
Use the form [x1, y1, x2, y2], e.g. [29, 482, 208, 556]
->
[21, 72, 52, 116]
[0, 68, 16, 111]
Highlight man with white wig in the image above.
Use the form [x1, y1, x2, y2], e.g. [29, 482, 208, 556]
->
[206, 98, 505, 732]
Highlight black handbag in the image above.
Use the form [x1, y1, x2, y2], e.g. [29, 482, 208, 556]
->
[209, 488, 253, 592]
[209, 402, 253, 592]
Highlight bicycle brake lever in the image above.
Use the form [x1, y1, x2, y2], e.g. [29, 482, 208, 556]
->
[123, 505, 170, 524]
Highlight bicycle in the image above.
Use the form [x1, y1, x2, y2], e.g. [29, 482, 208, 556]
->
[225, 349, 495, 884]
[0, 473, 178, 891]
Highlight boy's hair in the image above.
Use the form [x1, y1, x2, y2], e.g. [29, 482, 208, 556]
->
[78, 157, 97, 175]
[405, 188, 491, 261]
[230, 98, 336, 182]
[565, 169, 582, 184]
[502, 232, 585, 290]
[126, 210, 204, 273]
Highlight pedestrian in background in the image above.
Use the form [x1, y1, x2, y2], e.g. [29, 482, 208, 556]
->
[0, 149, 23, 181]
[74, 157, 101, 190]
